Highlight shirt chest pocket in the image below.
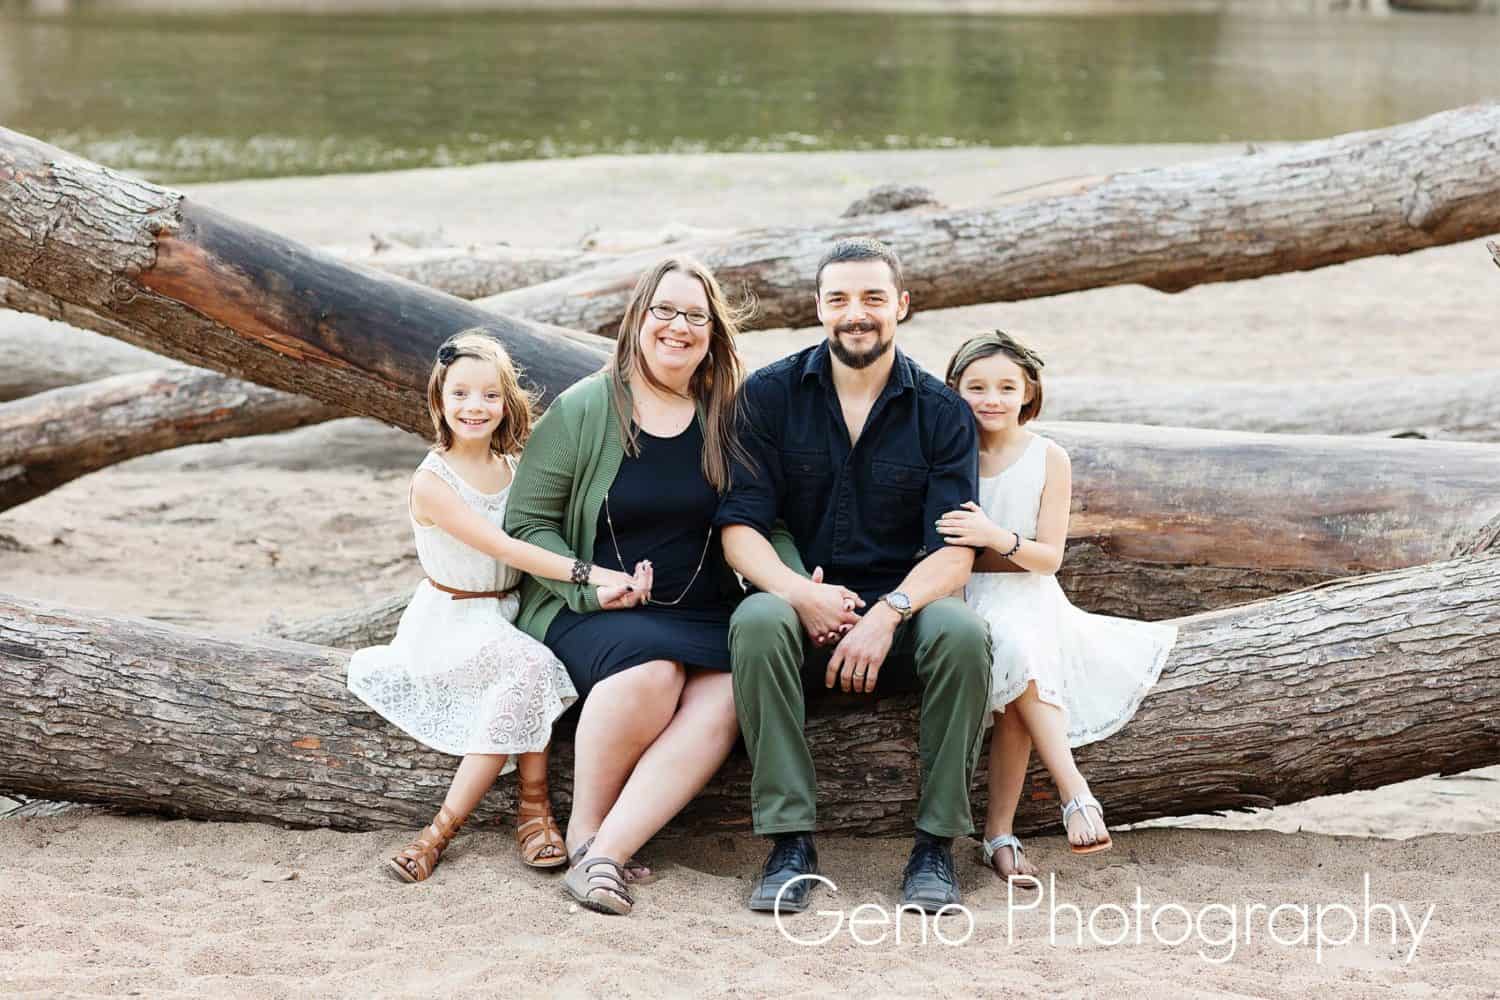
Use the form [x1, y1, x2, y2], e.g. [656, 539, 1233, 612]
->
[781, 449, 834, 506]
[867, 459, 927, 528]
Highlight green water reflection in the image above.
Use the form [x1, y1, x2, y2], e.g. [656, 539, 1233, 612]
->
[1, 8, 1496, 182]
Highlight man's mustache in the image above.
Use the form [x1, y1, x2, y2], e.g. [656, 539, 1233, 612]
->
[835, 321, 879, 334]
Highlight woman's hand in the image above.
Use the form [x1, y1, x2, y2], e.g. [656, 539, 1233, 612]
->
[598, 560, 652, 610]
[936, 501, 1011, 551]
[791, 565, 863, 647]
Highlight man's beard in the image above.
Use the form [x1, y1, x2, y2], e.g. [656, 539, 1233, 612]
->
[829, 323, 894, 370]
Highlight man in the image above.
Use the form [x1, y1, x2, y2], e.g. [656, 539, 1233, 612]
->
[716, 237, 992, 914]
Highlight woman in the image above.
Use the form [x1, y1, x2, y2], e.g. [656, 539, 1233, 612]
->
[504, 256, 751, 916]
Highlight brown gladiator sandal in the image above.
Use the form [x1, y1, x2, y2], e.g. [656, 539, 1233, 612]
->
[386, 805, 465, 883]
[516, 777, 568, 869]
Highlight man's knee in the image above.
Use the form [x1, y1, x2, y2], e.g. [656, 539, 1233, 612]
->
[913, 598, 992, 685]
[730, 592, 803, 660]
[915, 598, 989, 653]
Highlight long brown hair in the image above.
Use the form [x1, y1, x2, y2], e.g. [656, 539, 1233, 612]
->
[426, 329, 536, 456]
[609, 257, 753, 493]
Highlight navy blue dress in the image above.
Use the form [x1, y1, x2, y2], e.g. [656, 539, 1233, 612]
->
[545, 419, 738, 702]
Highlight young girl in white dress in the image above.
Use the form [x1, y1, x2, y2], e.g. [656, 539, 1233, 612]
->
[349, 330, 648, 883]
[936, 331, 1176, 883]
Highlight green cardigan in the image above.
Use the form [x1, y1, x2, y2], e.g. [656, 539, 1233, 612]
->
[505, 370, 808, 643]
[505, 371, 626, 642]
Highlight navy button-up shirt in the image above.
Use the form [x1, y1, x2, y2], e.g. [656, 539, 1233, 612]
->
[715, 342, 979, 606]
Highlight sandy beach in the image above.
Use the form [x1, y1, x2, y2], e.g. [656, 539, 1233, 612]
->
[3, 144, 1499, 997]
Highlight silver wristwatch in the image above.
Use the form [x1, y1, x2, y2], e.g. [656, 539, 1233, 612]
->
[880, 591, 913, 623]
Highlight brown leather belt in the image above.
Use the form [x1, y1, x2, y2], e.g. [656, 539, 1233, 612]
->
[425, 577, 517, 601]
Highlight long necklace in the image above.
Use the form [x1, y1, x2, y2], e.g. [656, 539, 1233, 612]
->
[602, 496, 714, 607]
[607, 394, 713, 607]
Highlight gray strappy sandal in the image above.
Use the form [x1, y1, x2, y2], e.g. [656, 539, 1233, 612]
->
[569, 837, 658, 884]
[564, 856, 635, 915]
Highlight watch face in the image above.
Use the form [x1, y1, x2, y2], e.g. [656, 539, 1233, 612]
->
[888, 592, 911, 611]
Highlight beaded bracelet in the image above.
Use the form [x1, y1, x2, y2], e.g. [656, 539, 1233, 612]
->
[999, 531, 1023, 559]
[570, 558, 593, 585]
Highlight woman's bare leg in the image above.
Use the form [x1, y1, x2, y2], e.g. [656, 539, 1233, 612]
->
[565, 659, 686, 855]
[591, 670, 737, 864]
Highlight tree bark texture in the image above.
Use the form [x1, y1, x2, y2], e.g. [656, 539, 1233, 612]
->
[477, 104, 1500, 335]
[1045, 423, 1500, 619]
[0, 128, 608, 434]
[2, 554, 1496, 834]
[0, 368, 340, 512]
[266, 592, 411, 650]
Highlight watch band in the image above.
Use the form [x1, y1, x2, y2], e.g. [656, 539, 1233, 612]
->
[881, 592, 914, 622]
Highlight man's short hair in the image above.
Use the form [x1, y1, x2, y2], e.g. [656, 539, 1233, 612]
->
[815, 237, 904, 296]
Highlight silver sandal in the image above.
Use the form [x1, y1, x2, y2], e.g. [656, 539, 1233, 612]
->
[981, 834, 1040, 888]
[1060, 792, 1113, 855]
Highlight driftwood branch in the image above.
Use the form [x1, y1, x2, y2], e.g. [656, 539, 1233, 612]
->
[268, 593, 411, 650]
[1046, 371, 1500, 442]
[0, 368, 340, 512]
[478, 104, 1500, 335]
[4, 554, 1497, 834]
[0, 128, 608, 434]
[6, 354, 1495, 515]
[1046, 423, 1500, 619]
[353, 245, 602, 300]
[0, 285, 164, 401]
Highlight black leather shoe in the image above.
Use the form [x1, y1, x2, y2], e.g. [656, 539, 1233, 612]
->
[747, 833, 820, 913]
[901, 834, 961, 913]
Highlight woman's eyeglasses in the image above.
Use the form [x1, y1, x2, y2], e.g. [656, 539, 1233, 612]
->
[648, 304, 711, 327]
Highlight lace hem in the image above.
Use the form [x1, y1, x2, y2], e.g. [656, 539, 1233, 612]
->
[347, 633, 576, 763]
[991, 623, 1177, 749]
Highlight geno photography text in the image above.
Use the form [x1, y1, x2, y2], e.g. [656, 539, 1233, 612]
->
[773, 873, 1436, 964]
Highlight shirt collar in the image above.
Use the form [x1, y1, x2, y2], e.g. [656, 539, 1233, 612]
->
[798, 340, 916, 393]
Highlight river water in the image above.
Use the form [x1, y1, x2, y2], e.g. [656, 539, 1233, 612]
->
[1, 7, 1496, 181]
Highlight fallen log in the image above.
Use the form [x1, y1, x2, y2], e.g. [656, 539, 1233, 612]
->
[9, 356, 1496, 515]
[267, 592, 410, 649]
[479, 104, 1500, 335]
[0, 128, 608, 434]
[339, 184, 942, 299]
[0, 295, 165, 402]
[351, 245, 601, 300]
[3, 554, 1497, 834]
[0, 368, 340, 512]
[1046, 371, 1500, 442]
[1046, 422, 1500, 619]
[272, 423, 1500, 645]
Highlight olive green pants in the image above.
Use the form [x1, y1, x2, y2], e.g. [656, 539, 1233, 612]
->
[729, 593, 992, 838]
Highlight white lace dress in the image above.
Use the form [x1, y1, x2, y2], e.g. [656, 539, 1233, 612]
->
[348, 451, 576, 770]
[967, 434, 1176, 748]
